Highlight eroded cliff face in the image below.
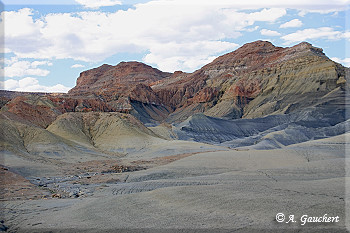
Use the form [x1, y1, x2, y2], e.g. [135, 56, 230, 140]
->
[2, 41, 348, 126]
[151, 41, 348, 122]
[0, 95, 117, 128]
[68, 61, 171, 102]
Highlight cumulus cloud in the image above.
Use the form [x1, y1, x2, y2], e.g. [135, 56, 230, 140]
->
[144, 0, 349, 12]
[2, 0, 348, 72]
[260, 29, 281, 36]
[245, 26, 259, 32]
[1, 77, 71, 93]
[1, 5, 287, 72]
[144, 41, 239, 72]
[281, 27, 344, 44]
[1, 58, 51, 78]
[75, 0, 122, 9]
[71, 64, 85, 68]
[331, 57, 350, 67]
[280, 19, 303, 28]
[0, 8, 48, 55]
[0, 8, 43, 38]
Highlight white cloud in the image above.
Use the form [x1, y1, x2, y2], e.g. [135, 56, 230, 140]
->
[260, 29, 281, 36]
[280, 19, 303, 28]
[1, 77, 71, 93]
[1, 5, 288, 72]
[281, 27, 344, 44]
[331, 57, 350, 67]
[75, 0, 122, 9]
[0, 8, 43, 38]
[31, 61, 53, 67]
[0, 8, 52, 59]
[344, 31, 350, 39]
[143, 0, 348, 10]
[2, 0, 348, 72]
[2, 79, 19, 90]
[1, 58, 51, 78]
[144, 41, 239, 72]
[246, 26, 259, 32]
[140, 0, 349, 14]
[71, 64, 85, 68]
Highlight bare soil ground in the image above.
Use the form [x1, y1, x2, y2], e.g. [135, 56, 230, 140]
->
[1, 135, 349, 232]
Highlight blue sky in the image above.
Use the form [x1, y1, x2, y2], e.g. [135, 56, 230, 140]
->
[1, 0, 349, 93]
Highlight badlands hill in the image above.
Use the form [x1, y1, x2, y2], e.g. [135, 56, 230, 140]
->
[47, 112, 164, 153]
[1, 40, 348, 150]
[66, 40, 349, 123]
[0, 111, 164, 162]
[1, 41, 349, 232]
[0, 40, 348, 153]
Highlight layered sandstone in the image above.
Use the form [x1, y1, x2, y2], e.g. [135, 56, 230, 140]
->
[0, 95, 117, 128]
[152, 41, 348, 122]
[68, 61, 171, 102]
[1, 41, 348, 125]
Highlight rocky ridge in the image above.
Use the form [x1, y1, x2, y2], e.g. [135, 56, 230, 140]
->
[68, 61, 171, 109]
[152, 41, 348, 122]
[64, 41, 348, 124]
[1, 40, 348, 147]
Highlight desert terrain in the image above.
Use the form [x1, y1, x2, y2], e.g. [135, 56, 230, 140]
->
[1, 41, 349, 232]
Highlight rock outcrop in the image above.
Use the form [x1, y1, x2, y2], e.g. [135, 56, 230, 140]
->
[0, 94, 118, 128]
[56, 41, 349, 125]
[152, 41, 348, 122]
[1, 40, 348, 128]
[68, 61, 171, 101]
